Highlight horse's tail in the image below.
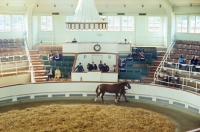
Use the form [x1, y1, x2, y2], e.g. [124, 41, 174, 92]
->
[96, 85, 100, 94]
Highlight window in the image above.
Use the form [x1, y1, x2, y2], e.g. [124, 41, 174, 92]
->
[190, 16, 200, 33]
[41, 16, 53, 31]
[0, 15, 10, 31]
[12, 15, 23, 31]
[148, 17, 161, 32]
[122, 16, 134, 31]
[108, 16, 120, 31]
[177, 16, 187, 33]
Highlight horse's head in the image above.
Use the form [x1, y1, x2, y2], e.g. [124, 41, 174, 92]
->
[123, 82, 131, 89]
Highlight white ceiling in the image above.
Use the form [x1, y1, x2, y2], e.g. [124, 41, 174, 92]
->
[0, 0, 199, 7]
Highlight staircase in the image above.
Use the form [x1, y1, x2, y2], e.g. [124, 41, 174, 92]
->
[143, 51, 166, 84]
[29, 50, 47, 82]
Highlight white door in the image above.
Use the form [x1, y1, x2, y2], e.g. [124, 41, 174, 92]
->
[92, 55, 103, 65]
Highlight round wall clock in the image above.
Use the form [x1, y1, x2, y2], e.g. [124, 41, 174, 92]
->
[94, 44, 101, 51]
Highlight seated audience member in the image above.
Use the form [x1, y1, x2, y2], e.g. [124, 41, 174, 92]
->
[54, 51, 62, 61]
[54, 67, 61, 80]
[162, 72, 172, 85]
[87, 63, 93, 71]
[98, 60, 103, 70]
[189, 56, 198, 71]
[72, 38, 77, 43]
[47, 67, 54, 81]
[75, 63, 84, 72]
[91, 61, 97, 70]
[138, 49, 145, 61]
[102, 63, 109, 72]
[119, 58, 126, 68]
[178, 55, 186, 69]
[127, 53, 133, 61]
[48, 51, 54, 61]
[170, 72, 180, 87]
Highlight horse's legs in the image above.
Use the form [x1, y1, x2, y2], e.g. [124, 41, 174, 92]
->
[123, 93, 129, 102]
[94, 92, 101, 103]
[118, 93, 122, 102]
[115, 93, 120, 103]
[101, 92, 106, 104]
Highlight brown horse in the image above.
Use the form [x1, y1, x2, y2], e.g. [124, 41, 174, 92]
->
[94, 82, 131, 104]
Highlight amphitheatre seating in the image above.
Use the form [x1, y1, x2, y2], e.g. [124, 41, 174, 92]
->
[119, 69, 142, 81]
[34, 45, 62, 55]
[42, 55, 75, 79]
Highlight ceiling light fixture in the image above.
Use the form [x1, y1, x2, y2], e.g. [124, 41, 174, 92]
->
[142, 5, 144, 8]
[54, 4, 56, 7]
[37, 4, 39, 7]
[124, 4, 126, 7]
[6, 3, 8, 6]
[66, 0, 108, 30]
[190, 4, 192, 7]
[159, 5, 161, 8]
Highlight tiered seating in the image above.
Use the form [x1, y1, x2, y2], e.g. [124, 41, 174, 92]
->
[118, 54, 148, 82]
[42, 56, 75, 79]
[0, 38, 29, 77]
[35, 45, 62, 55]
[132, 47, 157, 59]
[157, 40, 200, 91]
[0, 38, 26, 62]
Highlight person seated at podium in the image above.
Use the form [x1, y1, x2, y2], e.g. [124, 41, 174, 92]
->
[98, 60, 103, 70]
[101, 63, 109, 72]
[91, 61, 97, 70]
[87, 63, 93, 71]
[75, 63, 84, 72]
[48, 51, 54, 61]
[71, 38, 77, 43]
[54, 51, 62, 61]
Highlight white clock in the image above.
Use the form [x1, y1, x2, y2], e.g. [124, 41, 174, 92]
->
[94, 44, 101, 51]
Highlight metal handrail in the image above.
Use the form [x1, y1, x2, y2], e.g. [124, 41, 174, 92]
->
[24, 36, 35, 83]
[153, 37, 176, 84]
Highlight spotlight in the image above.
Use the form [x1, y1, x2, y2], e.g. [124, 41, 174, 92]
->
[190, 4, 192, 7]
[159, 5, 161, 8]
[37, 4, 39, 7]
[54, 4, 56, 7]
[142, 5, 144, 8]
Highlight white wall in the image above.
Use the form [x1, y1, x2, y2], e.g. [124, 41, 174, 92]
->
[32, 15, 167, 48]
[175, 33, 200, 41]
[76, 54, 116, 71]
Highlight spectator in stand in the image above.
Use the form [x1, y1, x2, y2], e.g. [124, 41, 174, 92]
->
[87, 63, 93, 71]
[75, 63, 84, 72]
[72, 38, 77, 43]
[54, 51, 62, 61]
[91, 61, 97, 70]
[102, 63, 109, 72]
[178, 55, 186, 69]
[119, 58, 126, 68]
[189, 56, 198, 71]
[170, 72, 180, 87]
[138, 49, 145, 61]
[161, 72, 172, 85]
[47, 67, 54, 81]
[54, 67, 61, 80]
[98, 60, 103, 70]
[127, 53, 133, 61]
[48, 51, 54, 61]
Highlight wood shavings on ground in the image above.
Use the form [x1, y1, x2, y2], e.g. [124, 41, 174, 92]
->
[0, 104, 176, 132]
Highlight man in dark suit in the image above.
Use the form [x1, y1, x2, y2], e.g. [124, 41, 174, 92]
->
[87, 63, 93, 71]
[75, 63, 84, 72]
[98, 60, 103, 70]
[91, 61, 97, 70]
[47, 67, 55, 81]
[54, 51, 62, 61]
[102, 63, 109, 72]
